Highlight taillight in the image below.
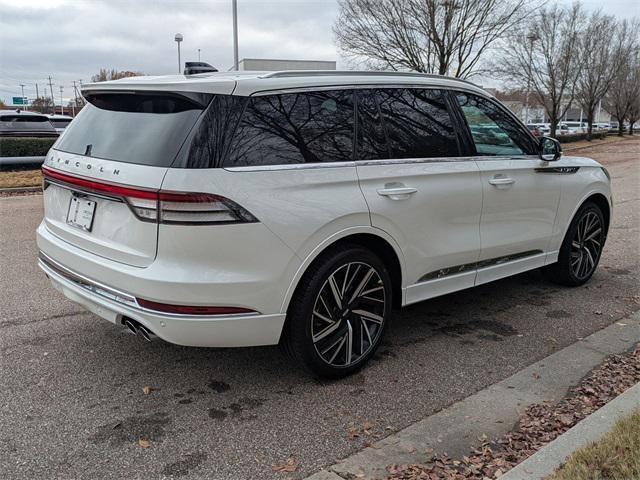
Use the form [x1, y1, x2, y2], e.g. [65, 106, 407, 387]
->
[158, 192, 257, 225]
[42, 166, 257, 225]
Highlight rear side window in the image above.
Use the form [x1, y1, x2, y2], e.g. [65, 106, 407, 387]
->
[225, 90, 354, 167]
[377, 89, 459, 159]
[455, 92, 537, 156]
[55, 92, 211, 167]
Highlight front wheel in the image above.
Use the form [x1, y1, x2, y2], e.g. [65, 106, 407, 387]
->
[281, 245, 393, 378]
[542, 202, 606, 286]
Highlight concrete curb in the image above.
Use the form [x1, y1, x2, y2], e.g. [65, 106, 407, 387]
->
[306, 312, 640, 480]
[501, 382, 640, 480]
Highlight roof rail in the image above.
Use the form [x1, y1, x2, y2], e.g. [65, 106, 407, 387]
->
[258, 70, 479, 87]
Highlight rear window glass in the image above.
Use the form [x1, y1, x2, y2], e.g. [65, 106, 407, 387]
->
[50, 120, 72, 128]
[225, 90, 354, 167]
[377, 89, 459, 159]
[54, 93, 210, 167]
[1, 115, 49, 122]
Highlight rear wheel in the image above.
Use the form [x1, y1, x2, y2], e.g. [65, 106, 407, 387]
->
[542, 202, 606, 286]
[281, 245, 392, 378]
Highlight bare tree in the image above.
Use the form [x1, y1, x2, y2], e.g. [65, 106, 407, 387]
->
[604, 19, 640, 137]
[333, 0, 535, 78]
[497, 3, 586, 137]
[625, 53, 640, 135]
[91, 69, 143, 82]
[576, 13, 620, 140]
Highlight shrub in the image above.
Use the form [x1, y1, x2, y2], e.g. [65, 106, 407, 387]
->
[0, 137, 57, 157]
[557, 132, 608, 143]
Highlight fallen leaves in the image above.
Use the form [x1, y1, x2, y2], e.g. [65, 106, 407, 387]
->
[138, 439, 150, 449]
[272, 457, 298, 473]
[385, 344, 640, 480]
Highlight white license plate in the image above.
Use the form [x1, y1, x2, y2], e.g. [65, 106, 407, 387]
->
[66, 195, 96, 232]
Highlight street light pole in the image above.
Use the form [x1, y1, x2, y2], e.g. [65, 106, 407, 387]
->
[198, 48, 201, 62]
[232, 0, 239, 70]
[19, 83, 26, 105]
[59, 86, 64, 115]
[175, 33, 183, 73]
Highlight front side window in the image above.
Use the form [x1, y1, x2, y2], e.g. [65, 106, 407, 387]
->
[455, 92, 537, 156]
[225, 90, 354, 167]
[377, 88, 459, 159]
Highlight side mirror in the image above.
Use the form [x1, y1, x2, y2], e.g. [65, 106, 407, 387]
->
[539, 136, 562, 162]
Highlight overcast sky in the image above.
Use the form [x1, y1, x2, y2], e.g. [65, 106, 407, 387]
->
[0, 0, 638, 104]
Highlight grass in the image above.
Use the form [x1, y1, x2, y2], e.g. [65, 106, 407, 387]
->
[0, 169, 42, 188]
[563, 134, 632, 151]
[549, 408, 640, 480]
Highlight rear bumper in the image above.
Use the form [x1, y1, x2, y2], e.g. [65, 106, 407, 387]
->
[38, 252, 285, 347]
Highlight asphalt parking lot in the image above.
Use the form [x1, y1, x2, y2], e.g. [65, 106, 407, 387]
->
[1, 138, 639, 480]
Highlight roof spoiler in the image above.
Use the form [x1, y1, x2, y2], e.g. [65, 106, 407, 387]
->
[184, 62, 219, 75]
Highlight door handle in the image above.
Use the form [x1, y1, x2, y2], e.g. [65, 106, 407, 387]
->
[488, 177, 515, 186]
[377, 187, 418, 199]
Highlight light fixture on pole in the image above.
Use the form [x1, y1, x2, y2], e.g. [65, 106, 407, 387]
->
[175, 33, 184, 73]
[232, 0, 239, 70]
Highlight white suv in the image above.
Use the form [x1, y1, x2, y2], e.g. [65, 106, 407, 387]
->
[37, 71, 612, 377]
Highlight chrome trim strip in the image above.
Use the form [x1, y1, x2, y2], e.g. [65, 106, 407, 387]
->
[224, 154, 544, 172]
[38, 251, 260, 318]
[418, 249, 544, 283]
[39, 251, 137, 306]
[534, 167, 580, 174]
[250, 83, 486, 98]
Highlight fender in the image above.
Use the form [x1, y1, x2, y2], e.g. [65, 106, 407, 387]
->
[279, 226, 407, 313]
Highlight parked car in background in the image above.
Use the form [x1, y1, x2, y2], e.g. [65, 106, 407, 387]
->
[528, 123, 550, 135]
[0, 110, 58, 137]
[46, 114, 74, 134]
[560, 122, 587, 134]
[37, 71, 612, 377]
[527, 125, 542, 137]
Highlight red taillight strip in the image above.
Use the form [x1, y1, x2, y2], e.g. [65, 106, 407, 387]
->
[42, 165, 158, 200]
[136, 298, 257, 316]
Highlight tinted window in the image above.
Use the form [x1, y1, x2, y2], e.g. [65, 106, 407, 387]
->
[456, 92, 537, 156]
[377, 89, 459, 159]
[0, 115, 49, 122]
[179, 95, 246, 168]
[55, 93, 209, 166]
[225, 90, 354, 167]
[356, 89, 388, 160]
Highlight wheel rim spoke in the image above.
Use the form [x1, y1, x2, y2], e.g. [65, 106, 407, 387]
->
[311, 261, 385, 367]
[571, 212, 602, 279]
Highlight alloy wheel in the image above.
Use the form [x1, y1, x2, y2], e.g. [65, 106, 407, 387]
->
[570, 211, 603, 280]
[311, 262, 386, 367]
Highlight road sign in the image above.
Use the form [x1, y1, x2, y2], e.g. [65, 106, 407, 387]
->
[12, 96, 27, 105]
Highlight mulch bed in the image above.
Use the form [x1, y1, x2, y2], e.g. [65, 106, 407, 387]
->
[386, 343, 640, 480]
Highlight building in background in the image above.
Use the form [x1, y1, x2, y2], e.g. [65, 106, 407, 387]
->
[237, 58, 336, 71]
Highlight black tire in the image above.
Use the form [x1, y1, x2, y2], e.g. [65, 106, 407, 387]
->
[281, 245, 393, 378]
[542, 201, 606, 286]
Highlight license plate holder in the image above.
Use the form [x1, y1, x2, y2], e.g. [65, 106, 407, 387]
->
[66, 194, 96, 232]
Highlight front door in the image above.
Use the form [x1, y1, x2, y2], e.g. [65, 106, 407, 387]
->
[454, 91, 560, 285]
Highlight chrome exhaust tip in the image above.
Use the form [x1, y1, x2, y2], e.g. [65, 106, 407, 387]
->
[137, 325, 154, 342]
[124, 319, 138, 335]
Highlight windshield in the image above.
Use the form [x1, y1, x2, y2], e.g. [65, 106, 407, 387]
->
[54, 92, 211, 167]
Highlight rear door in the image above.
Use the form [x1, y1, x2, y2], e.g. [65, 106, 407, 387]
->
[41, 91, 210, 267]
[453, 91, 560, 285]
[355, 88, 483, 304]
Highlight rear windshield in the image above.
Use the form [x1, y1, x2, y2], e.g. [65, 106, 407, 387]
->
[54, 92, 211, 167]
[1, 115, 49, 122]
[50, 119, 71, 128]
